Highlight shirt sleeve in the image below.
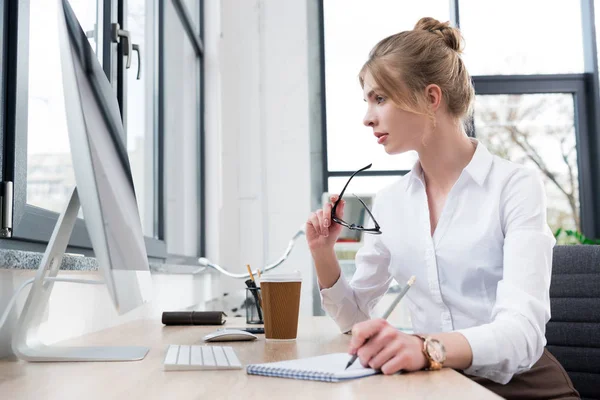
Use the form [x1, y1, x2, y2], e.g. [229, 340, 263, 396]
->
[319, 202, 393, 334]
[456, 168, 556, 384]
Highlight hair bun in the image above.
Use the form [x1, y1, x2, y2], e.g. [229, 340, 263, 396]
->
[414, 17, 463, 53]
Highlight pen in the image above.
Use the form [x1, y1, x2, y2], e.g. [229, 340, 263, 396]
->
[345, 275, 416, 370]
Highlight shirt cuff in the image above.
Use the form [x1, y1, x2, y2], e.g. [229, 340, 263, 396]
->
[455, 324, 513, 384]
[319, 274, 356, 333]
[320, 273, 352, 305]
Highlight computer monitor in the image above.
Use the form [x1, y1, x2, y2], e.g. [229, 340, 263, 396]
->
[11, 0, 152, 361]
[59, 0, 153, 315]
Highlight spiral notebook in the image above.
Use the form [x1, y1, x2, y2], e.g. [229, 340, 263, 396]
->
[246, 353, 379, 382]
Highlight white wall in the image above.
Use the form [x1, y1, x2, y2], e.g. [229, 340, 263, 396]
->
[204, 0, 316, 315]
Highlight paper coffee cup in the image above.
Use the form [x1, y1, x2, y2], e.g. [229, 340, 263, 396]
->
[259, 271, 302, 341]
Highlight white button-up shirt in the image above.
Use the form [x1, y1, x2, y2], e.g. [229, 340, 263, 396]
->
[320, 139, 556, 384]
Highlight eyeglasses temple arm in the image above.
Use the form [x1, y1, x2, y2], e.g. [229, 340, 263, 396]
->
[353, 194, 380, 229]
[331, 163, 373, 216]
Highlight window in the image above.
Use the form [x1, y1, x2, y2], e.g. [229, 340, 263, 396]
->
[163, 0, 203, 256]
[459, 0, 584, 75]
[328, 175, 400, 196]
[1, 0, 205, 259]
[474, 94, 580, 233]
[126, 0, 156, 238]
[27, 0, 77, 215]
[323, 0, 448, 174]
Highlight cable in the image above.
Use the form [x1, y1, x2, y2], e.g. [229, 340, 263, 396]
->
[0, 277, 104, 332]
[197, 224, 306, 279]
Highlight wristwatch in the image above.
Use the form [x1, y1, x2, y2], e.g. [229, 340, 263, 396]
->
[414, 335, 446, 370]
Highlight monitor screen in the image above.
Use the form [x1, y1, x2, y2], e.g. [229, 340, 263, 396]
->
[58, 0, 152, 314]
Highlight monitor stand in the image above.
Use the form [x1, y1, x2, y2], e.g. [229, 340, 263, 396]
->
[11, 187, 149, 361]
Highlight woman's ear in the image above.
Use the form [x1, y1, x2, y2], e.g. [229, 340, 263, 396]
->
[425, 84, 442, 111]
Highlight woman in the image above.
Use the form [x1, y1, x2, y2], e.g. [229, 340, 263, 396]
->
[306, 17, 579, 399]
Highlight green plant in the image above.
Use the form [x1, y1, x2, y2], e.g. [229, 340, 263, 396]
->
[554, 228, 600, 244]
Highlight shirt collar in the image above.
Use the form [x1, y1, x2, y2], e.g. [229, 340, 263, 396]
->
[404, 138, 493, 192]
[463, 138, 494, 186]
[404, 161, 423, 192]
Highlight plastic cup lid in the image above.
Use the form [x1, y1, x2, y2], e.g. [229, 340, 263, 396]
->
[259, 270, 302, 283]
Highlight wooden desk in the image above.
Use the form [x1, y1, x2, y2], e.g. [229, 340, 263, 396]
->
[0, 316, 500, 399]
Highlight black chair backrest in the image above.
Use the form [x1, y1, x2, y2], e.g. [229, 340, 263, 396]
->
[547, 245, 600, 400]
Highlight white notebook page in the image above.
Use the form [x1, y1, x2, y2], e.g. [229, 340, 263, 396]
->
[249, 353, 378, 379]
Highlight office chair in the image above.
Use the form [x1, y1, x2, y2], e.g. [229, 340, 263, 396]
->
[547, 245, 600, 400]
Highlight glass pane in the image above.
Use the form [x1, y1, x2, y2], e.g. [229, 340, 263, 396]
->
[69, 0, 103, 63]
[460, 0, 584, 75]
[126, 0, 155, 238]
[183, 0, 199, 27]
[323, 0, 449, 172]
[328, 175, 401, 196]
[27, 0, 84, 214]
[473, 94, 580, 241]
[162, 0, 200, 256]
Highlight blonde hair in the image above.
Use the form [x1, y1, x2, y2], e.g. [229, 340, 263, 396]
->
[359, 17, 474, 123]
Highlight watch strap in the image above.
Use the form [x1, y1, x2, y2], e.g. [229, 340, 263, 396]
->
[414, 334, 443, 371]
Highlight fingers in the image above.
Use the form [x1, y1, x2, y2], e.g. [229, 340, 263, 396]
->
[323, 202, 332, 229]
[367, 337, 403, 370]
[327, 194, 345, 223]
[348, 324, 426, 375]
[308, 194, 345, 238]
[356, 325, 400, 369]
[307, 212, 321, 235]
[348, 319, 388, 355]
[356, 334, 388, 368]
[316, 209, 328, 237]
[307, 209, 328, 237]
[380, 353, 409, 375]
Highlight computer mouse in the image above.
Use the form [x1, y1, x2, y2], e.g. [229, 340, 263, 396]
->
[203, 329, 258, 342]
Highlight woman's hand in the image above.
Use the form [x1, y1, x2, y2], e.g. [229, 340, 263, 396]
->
[349, 319, 428, 374]
[305, 195, 346, 253]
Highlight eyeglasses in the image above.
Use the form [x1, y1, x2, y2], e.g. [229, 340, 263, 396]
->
[331, 163, 382, 235]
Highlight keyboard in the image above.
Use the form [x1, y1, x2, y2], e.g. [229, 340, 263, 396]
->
[163, 344, 242, 371]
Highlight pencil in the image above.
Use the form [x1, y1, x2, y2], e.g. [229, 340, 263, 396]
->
[257, 269, 262, 279]
[382, 275, 416, 320]
[246, 264, 255, 281]
[345, 276, 416, 370]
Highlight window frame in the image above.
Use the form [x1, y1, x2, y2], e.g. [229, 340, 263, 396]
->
[472, 75, 593, 235]
[168, 0, 205, 257]
[0, 0, 206, 259]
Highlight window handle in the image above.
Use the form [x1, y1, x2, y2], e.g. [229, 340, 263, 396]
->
[111, 23, 132, 69]
[132, 43, 141, 80]
[85, 24, 97, 39]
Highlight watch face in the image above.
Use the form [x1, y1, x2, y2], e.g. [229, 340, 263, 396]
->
[426, 340, 446, 363]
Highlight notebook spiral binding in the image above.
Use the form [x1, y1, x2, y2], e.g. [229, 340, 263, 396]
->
[246, 365, 338, 382]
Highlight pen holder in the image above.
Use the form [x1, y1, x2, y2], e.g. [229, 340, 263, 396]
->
[245, 287, 264, 324]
